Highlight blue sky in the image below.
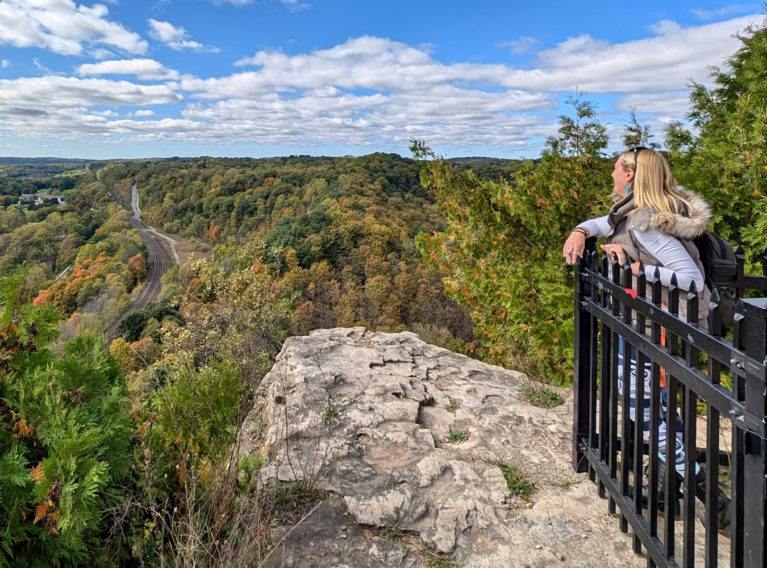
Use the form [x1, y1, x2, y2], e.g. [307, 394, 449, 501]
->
[0, 1, 763, 159]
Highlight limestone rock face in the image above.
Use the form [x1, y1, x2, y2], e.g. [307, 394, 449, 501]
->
[241, 327, 642, 567]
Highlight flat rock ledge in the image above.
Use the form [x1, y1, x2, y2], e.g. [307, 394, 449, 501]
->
[239, 327, 643, 568]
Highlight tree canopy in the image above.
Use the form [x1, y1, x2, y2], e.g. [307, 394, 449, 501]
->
[665, 22, 767, 263]
[414, 93, 611, 383]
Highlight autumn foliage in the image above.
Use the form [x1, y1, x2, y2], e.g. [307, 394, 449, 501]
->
[128, 252, 147, 281]
[97, 152, 477, 349]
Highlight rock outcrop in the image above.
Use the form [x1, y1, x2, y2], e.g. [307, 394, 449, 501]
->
[239, 327, 643, 567]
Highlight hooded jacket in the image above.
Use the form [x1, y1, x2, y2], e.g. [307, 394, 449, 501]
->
[605, 187, 711, 323]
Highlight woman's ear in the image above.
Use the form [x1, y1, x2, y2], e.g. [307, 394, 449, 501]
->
[625, 168, 635, 183]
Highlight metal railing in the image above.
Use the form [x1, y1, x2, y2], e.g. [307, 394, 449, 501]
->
[572, 238, 767, 567]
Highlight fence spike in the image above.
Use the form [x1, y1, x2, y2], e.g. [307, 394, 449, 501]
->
[708, 287, 723, 337]
[736, 245, 746, 280]
[687, 280, 699, 326]
[668, 272, 679, 316]
[651, 267, 662, 307]
[621, 260, 633, 289]
[637, 262, 646, 300]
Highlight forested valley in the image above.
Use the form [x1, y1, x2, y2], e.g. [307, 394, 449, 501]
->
[0, 20, 765, 568]
[3, 152, 504, 350]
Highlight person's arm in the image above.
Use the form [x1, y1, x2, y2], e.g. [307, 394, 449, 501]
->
[634, 229, 704, 290]
[563, 215, 610, 264]
[576, 215, 610, 238]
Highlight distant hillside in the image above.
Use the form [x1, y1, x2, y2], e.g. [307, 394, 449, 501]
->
[448, 156, 527, 180]
[0, 157, 96, 179]
[0, 156, 90, 164]
[447, 156, 518, 164]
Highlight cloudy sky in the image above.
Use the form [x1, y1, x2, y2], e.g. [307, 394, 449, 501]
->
[0, 1, 763, 159]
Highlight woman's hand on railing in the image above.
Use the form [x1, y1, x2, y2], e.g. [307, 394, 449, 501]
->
[563, 230, 587, 264]
[600, 243, 627, 266]
[599, 244, 642, 275]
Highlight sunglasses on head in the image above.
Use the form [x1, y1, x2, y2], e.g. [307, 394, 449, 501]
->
[631, 146, 648, 166]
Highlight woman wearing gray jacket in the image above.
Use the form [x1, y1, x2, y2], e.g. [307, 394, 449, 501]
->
[563, 147, 710, 490]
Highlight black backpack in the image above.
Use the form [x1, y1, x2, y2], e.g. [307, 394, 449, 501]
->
[693, 231, 738, 332]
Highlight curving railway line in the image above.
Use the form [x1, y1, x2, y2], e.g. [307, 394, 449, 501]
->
[105, 184, 177, 341]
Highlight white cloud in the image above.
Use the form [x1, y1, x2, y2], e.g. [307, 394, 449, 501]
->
[616, 92, 692, 117]
[223, 36, 518, 97]
[692, 4, 757, 21]
[0, 76, 182, 107]
[648, 19, 682, 35]
[499, 15, 762, 93]
[91, 47, 116, 60]
[0, 14, 762, 156]
[1, 59, 9, 68]
[0, 76, 181, 138]
[78, 58, 180, 80]
[175, 83, 553, 149]
[33, 58, 54, 73]
[498, 35, 539, 54]
[148, 18, 219, 53]
[0, 0, 147, 56]
[147, 19, 183, 44]
[279, 0, 311, 12]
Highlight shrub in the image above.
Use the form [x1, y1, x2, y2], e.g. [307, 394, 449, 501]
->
[521, 385, 565, 409]
[447, 428, 468, 443]
[486, 459, 535, 502]
[0, 269, 134, 567]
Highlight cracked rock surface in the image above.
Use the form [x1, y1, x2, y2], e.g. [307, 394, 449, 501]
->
[240, 327, 644, 567]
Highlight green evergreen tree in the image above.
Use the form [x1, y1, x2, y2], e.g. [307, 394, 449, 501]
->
[0, 269, 134, 567]
[665, 21, 767, 261]
[622, 108, 657, 149]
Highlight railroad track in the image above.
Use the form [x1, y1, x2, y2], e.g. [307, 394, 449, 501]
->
[105, 184, 176, 341]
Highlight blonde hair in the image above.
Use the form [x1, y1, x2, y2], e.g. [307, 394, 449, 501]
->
[620, 148, 692, 214]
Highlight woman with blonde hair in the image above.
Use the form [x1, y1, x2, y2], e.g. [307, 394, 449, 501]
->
[563, 146, 711, 322]
[563, 147, 712, 508]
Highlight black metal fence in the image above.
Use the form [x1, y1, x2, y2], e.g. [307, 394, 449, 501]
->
[573, 238, 767, 567]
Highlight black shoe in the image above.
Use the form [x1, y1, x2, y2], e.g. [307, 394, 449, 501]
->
[693, 472, 731, 533]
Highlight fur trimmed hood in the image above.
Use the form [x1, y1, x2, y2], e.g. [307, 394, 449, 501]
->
[609, 186, 711, 240]
[648, 186, 711, 239]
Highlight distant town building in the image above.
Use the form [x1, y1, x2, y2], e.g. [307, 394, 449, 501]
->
[19, 194, 66, 206]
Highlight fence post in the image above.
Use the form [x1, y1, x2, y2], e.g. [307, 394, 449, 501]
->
[741, 298, 767, 568]
[573, 239, 595, 472]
